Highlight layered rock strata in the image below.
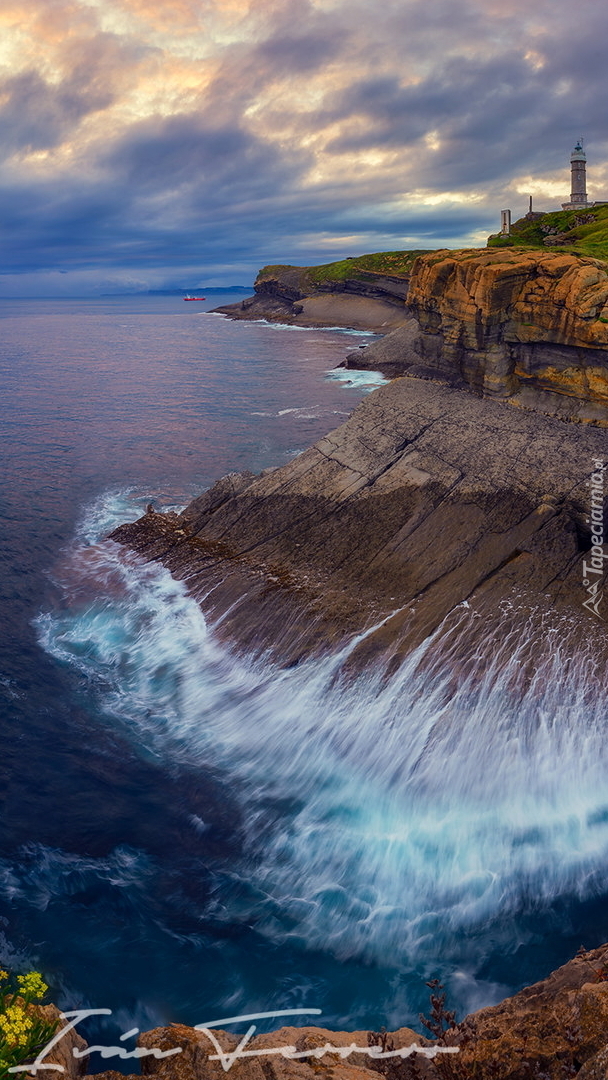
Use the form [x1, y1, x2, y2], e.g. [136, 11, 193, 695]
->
[110, 377, 607, 670]
[212, 264, 411, 331]
[345, 249, 608, 423]
[216, 249, 608, 423]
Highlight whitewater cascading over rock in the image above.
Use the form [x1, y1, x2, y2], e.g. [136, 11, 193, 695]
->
[110, 380, 607, 671]
[100, 253, 608, 1076]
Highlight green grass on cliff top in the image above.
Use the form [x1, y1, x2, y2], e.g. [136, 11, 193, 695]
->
[307, 250, 431, 281]
[487, 204, 608, 263]
[258, 250, 430, 285]
[258, 211, 608, 287]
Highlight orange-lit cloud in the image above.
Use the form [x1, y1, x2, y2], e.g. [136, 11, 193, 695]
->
[0, 0, 607, 292]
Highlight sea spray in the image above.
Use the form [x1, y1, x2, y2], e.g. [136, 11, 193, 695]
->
[35, 493, 608, 985]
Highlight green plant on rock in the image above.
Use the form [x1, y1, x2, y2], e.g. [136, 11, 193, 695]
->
[0, 970, 57, 1080]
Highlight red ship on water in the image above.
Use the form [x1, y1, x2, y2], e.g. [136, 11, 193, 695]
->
[183, 295, 206, 301]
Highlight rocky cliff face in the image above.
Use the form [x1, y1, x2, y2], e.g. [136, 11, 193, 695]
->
[102, 259, 608, 1080]
[212, 264, 411, 331]
[347, 249, 608, 423]
[112, 251, 608, 669]
[215, 248, 608, 422]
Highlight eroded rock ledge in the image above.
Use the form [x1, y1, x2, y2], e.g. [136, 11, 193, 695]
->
[82, 943, 608, 1080]
[212, 263, 411, 331]
[110, 377, 607, 670]
[345, 249, 608, 424]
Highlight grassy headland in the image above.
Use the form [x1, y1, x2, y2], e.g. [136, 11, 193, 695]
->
[306, 250, 429, 281]
[257, 250, 429, 290]
[488, 204, 608, 262]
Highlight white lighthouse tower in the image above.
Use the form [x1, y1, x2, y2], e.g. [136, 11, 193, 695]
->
[562, 140, 588, 209]
[570, 139, 588, 207]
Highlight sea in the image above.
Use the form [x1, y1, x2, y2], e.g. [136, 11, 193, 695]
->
[1, 294, 607, 1063]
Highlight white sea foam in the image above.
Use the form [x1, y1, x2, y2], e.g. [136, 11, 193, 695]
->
[246, 320, 378, 338]
[35, 492, 608, 974]
[249, 321, 311, 332]
[325, 368, 387, 392]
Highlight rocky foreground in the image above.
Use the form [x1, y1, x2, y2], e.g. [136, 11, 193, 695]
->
[109, 247, 603, 670]
[34, 943, 608, 1080]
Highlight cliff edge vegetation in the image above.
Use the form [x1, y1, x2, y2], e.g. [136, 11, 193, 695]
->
[258, 250, 426, 288]
[487, 203, 608, 262]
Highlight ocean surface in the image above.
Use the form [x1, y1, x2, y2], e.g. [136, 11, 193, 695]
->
[1, 294, 608, 1062]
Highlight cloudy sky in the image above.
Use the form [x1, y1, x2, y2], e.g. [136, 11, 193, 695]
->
[1, 0, 608, 294]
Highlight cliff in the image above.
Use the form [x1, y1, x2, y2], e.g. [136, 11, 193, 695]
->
[214, 247, 608, 424]
[345, 248, 608, 423]
[100, 255, 608, 1080]
[79, 942, 608, 1080]
[211, 252, 421, 331]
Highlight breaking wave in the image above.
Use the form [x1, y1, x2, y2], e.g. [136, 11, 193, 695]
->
[35, 492, 608, 981]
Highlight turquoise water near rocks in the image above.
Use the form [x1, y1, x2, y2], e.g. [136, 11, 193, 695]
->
[1, 295, 608, 1061]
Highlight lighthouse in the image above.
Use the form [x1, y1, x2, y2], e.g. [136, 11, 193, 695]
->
[562, 140, 588, 209]
[570, 140, 588, 207]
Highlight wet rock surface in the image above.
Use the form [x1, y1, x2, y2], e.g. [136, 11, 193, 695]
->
[110, 376, 608, 670]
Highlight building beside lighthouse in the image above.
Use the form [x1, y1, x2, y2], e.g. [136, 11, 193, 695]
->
[562, 140, 589, 209]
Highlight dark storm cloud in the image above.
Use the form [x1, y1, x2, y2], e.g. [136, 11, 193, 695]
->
[0, 70, 111, 156]
[254, 31, 340, 75]
[2, 0, 608, 290]
[326, 56, 541, 150]
[103, 112, 311, 201]
[324, 44, 608, 189]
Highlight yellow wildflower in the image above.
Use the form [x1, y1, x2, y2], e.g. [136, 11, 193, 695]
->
[0, 1004, 34, 1048]
[16, 973, 48, 1001]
